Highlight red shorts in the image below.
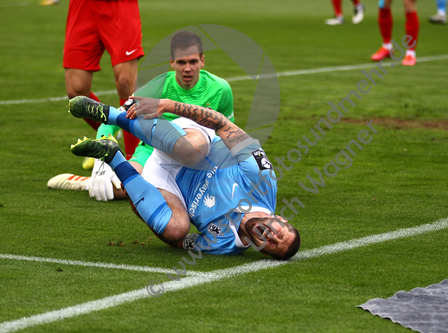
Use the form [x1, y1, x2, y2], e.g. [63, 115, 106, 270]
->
[63, 0, 144, 71]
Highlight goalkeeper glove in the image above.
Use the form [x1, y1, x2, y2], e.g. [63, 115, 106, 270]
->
[89, 159, 121, 201]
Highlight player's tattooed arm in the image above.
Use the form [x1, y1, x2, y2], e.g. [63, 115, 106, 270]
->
[132, 97, 250, 150]
[170, 101, 250, 150]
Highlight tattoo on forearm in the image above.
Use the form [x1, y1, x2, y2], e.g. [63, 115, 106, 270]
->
[172, 102, 249, 144]
[173, 102, 227, 130]
[223, 127, 249, 144]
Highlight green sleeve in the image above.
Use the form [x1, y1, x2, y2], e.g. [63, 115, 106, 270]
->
[96, 124, 120, 139]
[218, 80, 235, 123]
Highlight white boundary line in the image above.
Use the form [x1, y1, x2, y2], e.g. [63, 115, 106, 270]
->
[2, 54, 447, 106]
[0, 2, 32, 7]
[1, 218, 447, 333]
[0, 254, 203, 276]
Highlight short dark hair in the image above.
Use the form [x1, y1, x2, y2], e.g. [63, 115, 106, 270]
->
[170, 31, 203, 60]
[271, 225, 301, 261]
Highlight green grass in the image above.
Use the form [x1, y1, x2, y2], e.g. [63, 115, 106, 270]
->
[1, 0, 448, 332]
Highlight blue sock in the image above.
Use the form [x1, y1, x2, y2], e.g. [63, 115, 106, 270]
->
[437, 0, 446, 11]
[109, 152, 139, 185]
[115, 113, 145, 144]
[105, 106, 122, 126]
[114, 113, 186, 155]
[109, 150, 126, 169]
[123, 176, 172, 234]
[108, 151, 172, 234]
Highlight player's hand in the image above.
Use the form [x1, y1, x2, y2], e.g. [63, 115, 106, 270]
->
[125, 104, 137, 119]
[122, 97, 137, 119]
[89, 159, 121, 201]
[132, 96, 171, 120]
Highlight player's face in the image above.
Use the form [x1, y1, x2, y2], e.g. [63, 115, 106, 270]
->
[245, 216, 295, 258]
[170, 45, 205, 90]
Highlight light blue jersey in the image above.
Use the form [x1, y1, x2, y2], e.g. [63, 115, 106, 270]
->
[176, 138, 277, 255]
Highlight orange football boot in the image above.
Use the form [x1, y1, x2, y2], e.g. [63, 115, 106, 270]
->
[402, 54, 416, 66]
[371, 47, 391, 61]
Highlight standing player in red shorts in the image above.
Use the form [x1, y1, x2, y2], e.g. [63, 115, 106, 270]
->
[370, 0, 419, 66]
[63, 0, 144, 165]
[325, 0, 365, 25]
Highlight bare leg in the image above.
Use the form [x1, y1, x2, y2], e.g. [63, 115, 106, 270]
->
[65, 68, 101, 131]
[155, 189, 191, 247]
[403, 0, 416, 13]
[113, 59, 140, 158]
[65, 68, 94, 98]
[168, 128, 210, 167]
[112, 59, 138, 100]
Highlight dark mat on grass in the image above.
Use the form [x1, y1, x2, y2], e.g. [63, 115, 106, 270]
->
[358, 279, 448, 333]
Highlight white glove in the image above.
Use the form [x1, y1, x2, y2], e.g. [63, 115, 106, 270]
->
[89, 159, 121, 201]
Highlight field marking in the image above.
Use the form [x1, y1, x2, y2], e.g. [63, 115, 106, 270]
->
[0, 254, 203, 276]
[2, 54, 447, 106]
[0, 2, 32, 7]
[1, 218, 447, 333]
[0, 90, 114, 106]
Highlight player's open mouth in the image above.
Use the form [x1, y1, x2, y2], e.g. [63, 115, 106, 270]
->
[253, 225, 264, 241]
[183, 75, 193, 81]
[263, 227, 275, 239]
[254, 225, 274, 241]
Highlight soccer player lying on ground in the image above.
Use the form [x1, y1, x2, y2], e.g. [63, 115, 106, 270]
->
[68, 96, 301, 259]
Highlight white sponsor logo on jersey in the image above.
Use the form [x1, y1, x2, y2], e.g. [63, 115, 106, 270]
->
[207, 166, 218, 178]
[203, 194, 215, 208]
[189, 166, 218, 218]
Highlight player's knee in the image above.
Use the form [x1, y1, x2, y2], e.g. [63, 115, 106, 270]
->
[65, 73, 91, 98]
[163, 223, 189, 242]
[66, 87, 89, 99]
[175, 146, 204, 166]
[115, 73, 134, 92]
[172, 132, 208, 166]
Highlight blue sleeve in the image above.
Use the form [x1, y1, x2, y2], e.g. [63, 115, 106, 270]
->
[229, 138, 277, 186]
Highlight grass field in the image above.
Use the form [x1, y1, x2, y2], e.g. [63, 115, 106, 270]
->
[1, 0, 448, 332]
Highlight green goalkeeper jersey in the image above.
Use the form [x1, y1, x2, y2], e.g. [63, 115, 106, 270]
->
[97, 70, 234, 139]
